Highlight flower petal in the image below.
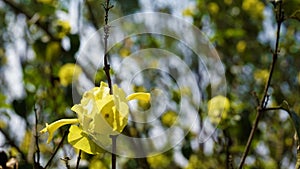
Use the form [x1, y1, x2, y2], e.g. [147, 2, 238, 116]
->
[68, 125, 105, 154]
[40, 119, 79, 143]
[127, 92, 151, 102]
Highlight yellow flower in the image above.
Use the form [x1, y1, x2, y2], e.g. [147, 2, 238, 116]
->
[40, 82, 150, 154]
[40, 119, 79, 143]
[208, 95, 230, 124]
[58, 63, 82, 86]
[71, 82, 150, 148]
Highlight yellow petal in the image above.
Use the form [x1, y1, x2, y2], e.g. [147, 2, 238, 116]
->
[98, 82, 110, 98]
[68, 125, 105, 154]
[127, 92, 151, 102]
[113, 103, 128, 132]
[71, 104, 83, 113]
[113, 84, 127, 101]
[97, 95, 114, 114]
[40, 119, 79, 143]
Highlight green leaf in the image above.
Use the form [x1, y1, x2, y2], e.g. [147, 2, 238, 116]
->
[287, 111, 300, 140]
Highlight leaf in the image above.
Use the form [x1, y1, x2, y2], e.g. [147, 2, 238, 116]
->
[68, 125, 105, 155]
[281, 100, 290, 111]
[290, 10, 300, 22]
[287, 111, 300, 140]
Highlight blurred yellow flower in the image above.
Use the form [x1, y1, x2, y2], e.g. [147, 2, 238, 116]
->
[55, 20, 71, 39]
[58, 63, 82, 86]
[254, 69, 269, 84]
[46, 42, 61, 61]
[147, 154, 170, 169]
[242, 0, 265, 19]
[236, 40, 247, 53]
[208, 2, 219, 15]
[182, 7, 195, 17]
[208, 95, 230, 124]
[89, 157, 108, 169]
[224, 0, 232, 5]
[185, 155, 201, 169]
[161, 110, 178, 127]
[119, 48, 130, 58]
[40, 82, 150, 154]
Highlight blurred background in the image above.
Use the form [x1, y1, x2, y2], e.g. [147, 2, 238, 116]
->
[0, 0, 300, 168]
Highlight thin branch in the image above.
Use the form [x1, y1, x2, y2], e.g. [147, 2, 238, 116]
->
[238, 1, 284, 168]
[102, 1, 117, 169]
[224, 130, 233, 169]
[60, 157, 71, 169]
[263, 106, 284, 112]
[2, 0, 57, 40]
[34, 105, 41, 168]
[44, 129, 69, 169]
[75, 150, 82, 169]
[102, 0, 114, 94]
[110, 135, 118, 169]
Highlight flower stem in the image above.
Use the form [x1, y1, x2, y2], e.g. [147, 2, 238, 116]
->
[110, 135, 118, 169]
[103, 0, 114, 94]
[102, 0, 117, 168]
[75, 150, 82, 169]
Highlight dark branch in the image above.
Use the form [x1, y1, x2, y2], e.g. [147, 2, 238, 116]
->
[102, 0, 113, 94]
[75, 150, 82, 169]
[238, 1, 284, 168]
[44, 129, 69, 169]
[34, 105, 41, 168]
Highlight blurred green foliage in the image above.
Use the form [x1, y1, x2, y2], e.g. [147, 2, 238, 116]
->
[0, 0, 299, 169]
